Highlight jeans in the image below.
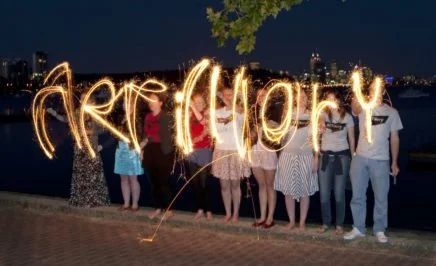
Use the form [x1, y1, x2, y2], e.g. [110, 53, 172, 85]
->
[318, 154, 350, 227]
[350, 155, 390, 234]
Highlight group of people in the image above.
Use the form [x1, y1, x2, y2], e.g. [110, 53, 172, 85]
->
[47, 83, 403, 244]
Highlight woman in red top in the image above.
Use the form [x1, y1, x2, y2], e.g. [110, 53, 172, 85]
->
[140, 93, 175, 220]
[186, 93, 213, 220]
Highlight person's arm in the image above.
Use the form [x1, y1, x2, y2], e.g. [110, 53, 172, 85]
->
[390, 130, 400, 177]
[190, 102, 204, 122]
[46, 108, 68, 123]
[312, 151, 319, 173]
[348, 127, 356, 155]
[351, 97, 362, 116]
[140, 115, 148, 149]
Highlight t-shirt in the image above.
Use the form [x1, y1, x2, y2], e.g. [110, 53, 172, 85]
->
[282, 111, 312, 155]
[214, 107, 244, 150]
[190, 112, 212, 149]
[321, 112, 354, 152]
[144, 113, 161, 143]
[356, 104, 403, 160]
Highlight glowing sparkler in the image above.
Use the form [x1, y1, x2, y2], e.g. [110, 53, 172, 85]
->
[260, 81, 294, 144]
[209, 66, 222, 143]
[44, 62, 81, 149]
[311, 84, 338, 152]
[127, 80, 168, 153]
[32, 62, 83, 159]
[256, 82, 301, 153]
[32, 86, 66, 159]
[351, 72, 382, 143]
[182, 59, 210, 155]
[33, 61, 169, 159]
[232, 67, 251, 161]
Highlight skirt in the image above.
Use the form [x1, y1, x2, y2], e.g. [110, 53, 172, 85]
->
[186, 148, 212, 167]
[250, 143, 278, 170]
[274, 152, 318, 200]
[114, 142, 144, 176]
[211, 149, 251, 180]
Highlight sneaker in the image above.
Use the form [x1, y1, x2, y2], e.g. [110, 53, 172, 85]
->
[344, 228, 365, 240]
[375, 232, 388, 243]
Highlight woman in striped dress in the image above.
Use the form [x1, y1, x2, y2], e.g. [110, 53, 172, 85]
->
[274, 90, 319, 231]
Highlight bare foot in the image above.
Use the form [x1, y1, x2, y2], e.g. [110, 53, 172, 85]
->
[148, 209, 161, 219]
[231, 216, 239, 224]
[299, 224, 306, 232]
[317, 225, 329, 233]
[162, 210, 173, 221]
[194, 210, 204, 221]
[284, 222, 295, 231]
[335, 226, 344, 235]
[222, 215, 231, 223]
[206, 211, 213, 221]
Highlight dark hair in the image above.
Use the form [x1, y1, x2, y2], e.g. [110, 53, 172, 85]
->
[323, 89, 346, 122]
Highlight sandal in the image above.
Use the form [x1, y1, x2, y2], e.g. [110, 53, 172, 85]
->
[130, 207, 140, 212]
[118, 206, 130, 212]
[263, 221, 275, 229]
[252, 220, 266, 227]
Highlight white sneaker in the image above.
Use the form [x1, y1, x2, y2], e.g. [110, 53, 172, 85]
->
[344, 227, 365, 240]
[375, 232, 388, 243]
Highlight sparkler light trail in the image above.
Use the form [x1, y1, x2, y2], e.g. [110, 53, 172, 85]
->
[33, 62, 168, 159]
[232, 67, 251, 161]
[311, 84, 338, 152]
[209, 66, 222, 143]
[351, 72, 382, 143]
[259, 81, 294, 145]
[175, 59, 210, 155]
[32, 62, 82, 159]
[256, 81, 301, 153]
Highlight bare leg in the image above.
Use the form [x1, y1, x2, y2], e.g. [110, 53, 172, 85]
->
[120, 175, 131, 208]
[194, 209, 204, 220]
[230, 179, 241, 224]
[252, 167, 267, 223]
[284, 195, 296, 230]
[129, 176, 141, 210]
[220, 179, 232, 223]
[299, 196, 310, 231]
[265, 169, 277, 224]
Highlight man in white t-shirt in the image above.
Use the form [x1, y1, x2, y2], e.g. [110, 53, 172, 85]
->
[344, 89, 403, 243]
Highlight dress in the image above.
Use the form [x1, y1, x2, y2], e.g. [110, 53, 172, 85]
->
[114, 141, 144, 176]
[274, 111, 318, 200]
[69, 119, 110, 207]
[211, 107, 250, 180]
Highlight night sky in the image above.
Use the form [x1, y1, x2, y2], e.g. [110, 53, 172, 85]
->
[1, 0, 435, 76]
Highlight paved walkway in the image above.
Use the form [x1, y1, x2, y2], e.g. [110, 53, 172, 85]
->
[1, 206, 435, 266]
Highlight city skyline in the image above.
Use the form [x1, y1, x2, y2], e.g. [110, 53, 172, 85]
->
[0, 0, 435, 76]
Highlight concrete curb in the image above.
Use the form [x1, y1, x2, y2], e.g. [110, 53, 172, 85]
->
[1, 191, 435, 256]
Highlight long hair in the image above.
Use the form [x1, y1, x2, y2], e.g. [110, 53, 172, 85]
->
[323, 89, 346, 122]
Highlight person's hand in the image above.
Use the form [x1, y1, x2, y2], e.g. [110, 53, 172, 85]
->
[312, 157, 319, 174]
[46, 108, 56, 116]
[97, 145, 103, 152]
[223, 115, 233, 125]
[192, 136, 202, 144]
[318, 121, 326, 135]
[140, 138, 148, 149]
[391, 162, 400, 177]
